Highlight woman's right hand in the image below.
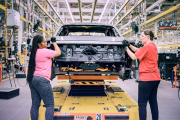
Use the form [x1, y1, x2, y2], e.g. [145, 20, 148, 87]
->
[51, 37, 56, 43]
[51, 37, 61, 57]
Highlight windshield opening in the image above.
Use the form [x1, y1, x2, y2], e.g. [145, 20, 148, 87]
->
[56, 25, 120, 37]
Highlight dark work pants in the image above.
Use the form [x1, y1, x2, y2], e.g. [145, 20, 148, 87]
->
[29, 76, 54, 120]
[138, 81, 160, 120]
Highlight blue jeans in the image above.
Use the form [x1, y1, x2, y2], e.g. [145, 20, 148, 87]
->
[29, 76, 54, 120]
[138, 81, 160, 120]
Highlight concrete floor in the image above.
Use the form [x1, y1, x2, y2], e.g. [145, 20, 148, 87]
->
[0, 77, 180, 120]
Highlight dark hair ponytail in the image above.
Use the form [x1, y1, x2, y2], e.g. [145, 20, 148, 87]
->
[143, 29, 155, 41]
[27, 35, 44, 83]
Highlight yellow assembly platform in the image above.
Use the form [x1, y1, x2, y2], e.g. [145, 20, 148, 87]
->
[29, 76, 147, 120]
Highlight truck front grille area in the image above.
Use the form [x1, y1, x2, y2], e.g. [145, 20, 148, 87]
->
[51, 44, 133, 80]
[55, 44, 125, 62]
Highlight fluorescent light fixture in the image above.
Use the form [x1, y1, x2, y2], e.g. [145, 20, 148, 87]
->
[65, 0, 75, 23]
[98, 0, 110, 23]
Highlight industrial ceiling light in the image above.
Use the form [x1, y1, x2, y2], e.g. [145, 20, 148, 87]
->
[98, 0, 110, 23]
[65, 0, 75, 23]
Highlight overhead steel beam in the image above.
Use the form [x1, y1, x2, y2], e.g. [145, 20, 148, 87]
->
[65, 0, 75, 23]
[146, 1, 177, 5]
[120, 0, 165, 30]
[146, 4, 180, 24]
[157, 43, 180, 48]
[78, 0, 82, 22]
[60, 15, 132, 19]
[0, 4, 6, 11]
[98, 0, 110, 23]
[146, 0, 164, 12]
[59, 0, 122, 4]
[90, 0, 97, 22]
[45, 0, 64, 24]
[122, 3, 180, 36]
[114, 0, 144, 26]
[108, 0, 130, 24]
[145, 10, 180, 28]
[51, 8, 120, 13]
[33, 0, 59, 26]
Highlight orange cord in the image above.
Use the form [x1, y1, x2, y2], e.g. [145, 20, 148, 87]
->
[60, 67, 110, 72]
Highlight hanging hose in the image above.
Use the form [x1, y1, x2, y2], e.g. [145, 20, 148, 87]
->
[13, 67, 27, 87]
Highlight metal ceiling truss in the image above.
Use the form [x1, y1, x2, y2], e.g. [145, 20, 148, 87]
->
[57, 8, 114, 13]
[98, 0, 110, 23]
[146, 10, 180, 30]
[33, 0, 59, 26]
[114, 0, 144, 26]
[45, 0, 64, 24]
[82, 3, 92, 8]
[122, 3, 180, 36]
[109, 0, 130, 24]
[120, 0, 165, 31]
[14, 0, 52, 30]
[12, 0, 179, 33]
[65, 0, 75, 23]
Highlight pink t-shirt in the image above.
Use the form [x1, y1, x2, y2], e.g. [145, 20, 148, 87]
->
[33, 48, 56, 81]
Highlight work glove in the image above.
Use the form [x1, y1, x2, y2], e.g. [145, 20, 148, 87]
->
[137, 41, 144, 48]
[122, 40, 130, 51]
[51, 37, 56, 43]
[122, 40, 130, 47]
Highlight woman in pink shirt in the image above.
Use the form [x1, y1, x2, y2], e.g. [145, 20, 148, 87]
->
[27, 35, 61, 120]
[123, 29, 161, 120]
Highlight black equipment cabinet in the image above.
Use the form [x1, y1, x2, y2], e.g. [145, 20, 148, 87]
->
[158, 53, 177, 80]
[159, 62, 177, 80]
[158, 53, 177, 64]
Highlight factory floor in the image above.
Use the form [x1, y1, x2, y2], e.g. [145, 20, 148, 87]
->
[0, 77, 179, 120]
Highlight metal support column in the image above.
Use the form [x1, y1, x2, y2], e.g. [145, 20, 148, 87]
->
[4, 0, 8, 61]
[43, 18, 46, 37]
[154, 20, 158, 46]
[10, 0, 14, 58]
[25, 0, 32, 76]
[18, 6, 23, 53]
[142, 0, 146, 30]
[114, 2, 116, 25]
[18, 20, 23, 53]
